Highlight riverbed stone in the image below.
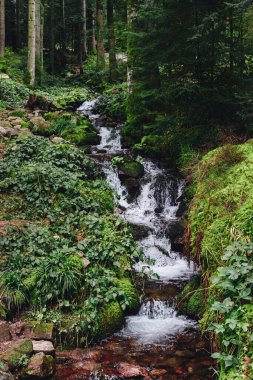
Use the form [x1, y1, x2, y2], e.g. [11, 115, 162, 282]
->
[116, 362, 148, 378]
[0, 369, 14, 380]
[24, 322, 54, 341]
[0, 127, 8, 137]
[32, 340, 55, 356]
[119, 161, 144, 180]
[22, 352, 55, 378]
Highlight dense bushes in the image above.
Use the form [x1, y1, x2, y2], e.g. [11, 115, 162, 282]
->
[0, 136, 142, 345]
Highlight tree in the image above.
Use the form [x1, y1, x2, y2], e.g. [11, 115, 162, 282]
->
[0, 0, 5, 57]
[28, 0, 36, 86]
[107, 0, 117, 81]
[96, 0, 105, 70]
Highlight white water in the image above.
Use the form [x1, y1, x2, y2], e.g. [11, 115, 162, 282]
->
[78, 100, 197, 345]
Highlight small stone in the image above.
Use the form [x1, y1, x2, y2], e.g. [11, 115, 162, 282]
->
[0, 322, 11, 343]
[5, 128, 18, 138]
[29, 116, 51, 130]
[50, 136, 64, 144]
[23, 352, 55, 378]
[9, 118, 22, 126]
[150, 369, 167, 376]
[0, 127, 7, 137]
[0, 121, 11, 129]
[32, 340, 55, 355]
[116, 362, 148, 378]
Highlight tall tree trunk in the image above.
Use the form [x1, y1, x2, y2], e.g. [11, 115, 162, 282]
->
[0, 0, 5, 57]
[35, 0, 41, 63]
[39, 2, 44, 83]
[28, 0, 36, 86]
[16, 0, 21, 48]
[96, 0, 105, 70]
[87, 2, 95, 52]
[107, 0, 117, 81]
[81, 0, 87, 59]
[50, 0, 55, 75]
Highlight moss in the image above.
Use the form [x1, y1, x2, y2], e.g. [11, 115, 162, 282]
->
[61, 124, 99, 146]
[11, 110, 26, 118]
[0, 303, 6, 319]
[0, 339, 33, 370]
[116, 278, 140, 312]
[189, 142, 253, 271]
[120, 161, 144, 179]
[96, 302, 124, 336]
[177, 276, 205, 319]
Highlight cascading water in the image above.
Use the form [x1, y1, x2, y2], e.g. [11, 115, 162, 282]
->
[56, 101, 214, 380]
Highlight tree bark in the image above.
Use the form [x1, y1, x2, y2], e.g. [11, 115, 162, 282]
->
[81, 0, 87, 59]
[107, 0, 117, 81]
[0, 0, 5, 57]
[96, 0, 105, 70]
[50, 0, 55, 74]
[28, 0, 36, 86]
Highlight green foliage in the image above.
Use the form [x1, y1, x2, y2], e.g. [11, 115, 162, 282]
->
[0, 48, 29, 83]
[0, 79, 30, 108]
[99, 83, 127, 121]
[210, 242, 253, 377]
[0, 135, 142, 345]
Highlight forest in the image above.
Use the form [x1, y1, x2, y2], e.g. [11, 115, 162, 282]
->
[0, 0, 253, 379]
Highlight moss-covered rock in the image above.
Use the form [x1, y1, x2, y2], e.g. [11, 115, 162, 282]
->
[116, 278, 140, 313]
[177, 277, 205, 319]
[96, 302, 124, 336]
[119, 160, 144, 179]
[22, 352, 55, 378]
[61, 124, 99, 146]
[0, 339, 33, 370]
[25, 321, 54, 341]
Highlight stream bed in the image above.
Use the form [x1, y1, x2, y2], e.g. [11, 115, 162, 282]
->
[55, 100, 214, 380]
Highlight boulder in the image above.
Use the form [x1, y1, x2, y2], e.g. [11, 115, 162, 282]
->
[22, 353, 55, 378]
[50, 136, 64, 144]
[129, 223, 151, 240]
[26, 94, 54, 111]
[119, 161, 144, 180]
[5, 128, 18, 138]
[0, 121, 11, 129]
[9, 118, 23, 127]
[0, 339, 33, 371]
[124, 178, 140, 199]
[0, 74, 10, 80]
[32, 341, 55, 356]
[0, 322, 11, 343]
[30, 116, 51, 130]
[29, 322, 54, 341]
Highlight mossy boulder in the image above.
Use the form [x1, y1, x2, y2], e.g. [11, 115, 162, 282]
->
[61, 124, 99, 146]
[116, 278, 140, 313]
[25, 322, 54, 341]
[0, 339, 33, 370]
[96, 302, 124, 336]
[118, 160, 144, 180]
[22, 352, 55, 378]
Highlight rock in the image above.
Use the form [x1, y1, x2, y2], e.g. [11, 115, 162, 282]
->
[0, 339, 33, 371]
[116, 362, 148, 378]
[30, 116, 50, 130]
[26, 94, 55, 111]
[17, 128, 32, 139]
[119, 161, 144, 180]
[0, 369, 14, 380]
[0, 304, 6, 320]
[0, 121, 11, 129]
[0, 74, 10, 80]
[124, 178, 140, 199]
[0, 322, 11, 343]
[50, 136, 64, 144]
[129, 223, 151, 240]
[23, 353, 55, 378]
[5, 128, 18, 138]
[9, 118, 23, 127]
[0, 127, 7, 137]
[150, 369, 167, 376]
[32, 340, 55, 356]
[21, 322, 54, 342]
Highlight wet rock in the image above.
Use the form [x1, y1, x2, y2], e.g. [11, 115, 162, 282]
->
[119, 161, 144, 180]
[116, 362, 148, 378]
[124, 178, 140, 199]
[150, 369, 167, 376]
[0, 322, 11, 343]
[26, 94, 54, 111]
[175, 350, 195, 358]
[0, 339, 33, 371]
[17, 128, 32, 139]
[32, 340, 55, 356]
[22, 352, 55, 378]
[129, 223, 150, 240]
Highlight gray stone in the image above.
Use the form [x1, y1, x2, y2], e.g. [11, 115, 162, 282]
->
[0, 369, 14, 380]
[32, 340, 55, 355]
[0, 127, 7, 137]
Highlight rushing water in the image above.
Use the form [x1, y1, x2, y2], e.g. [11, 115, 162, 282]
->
[55, 101, 214, 380]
